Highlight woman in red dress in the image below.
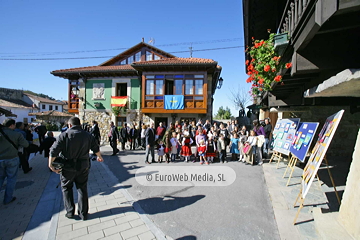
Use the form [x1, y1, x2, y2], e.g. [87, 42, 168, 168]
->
[181, 133, 193, 162]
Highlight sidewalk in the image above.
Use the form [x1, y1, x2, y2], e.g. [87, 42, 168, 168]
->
[0, 147, 165, 240]
[262, 156, 345, 240]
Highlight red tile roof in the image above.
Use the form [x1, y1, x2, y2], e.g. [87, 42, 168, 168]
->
[0, 107, 17, 117]
[24, 93, 66, 105]
[0, 98, 34, 109]
[28, 110, 73, 117]
[51, 64, 136, 74]
[132, 57, 217, 66]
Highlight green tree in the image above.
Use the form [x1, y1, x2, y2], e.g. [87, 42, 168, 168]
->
[214, 106, 232, 119]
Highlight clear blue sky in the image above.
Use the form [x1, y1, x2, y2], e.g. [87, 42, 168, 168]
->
[0, 0, 250, 117]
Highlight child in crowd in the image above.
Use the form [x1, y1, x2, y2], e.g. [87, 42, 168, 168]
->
[238, 130, 248, 162]
[157, 140, 165, 163]
[197, 139, 207, 165]
[206, 135, 216, 163]
[217, 134, 227, 163]
[194, 129, 206, 163]
[245, 130, 258, 165]
[170, 132, 179, 162]
[229, 133, 240, 161]
[181, 133, 193, 162]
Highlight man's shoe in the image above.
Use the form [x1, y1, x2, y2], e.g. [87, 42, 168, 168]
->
[145, 161, 151, 164]
[24, 167, 33, 174]
[4, 197, 16, 205]
[80, 214, 88, 221]
[65, 212, 74, 219]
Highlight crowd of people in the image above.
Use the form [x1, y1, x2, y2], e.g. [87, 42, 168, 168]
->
[105, 118, 273, 166]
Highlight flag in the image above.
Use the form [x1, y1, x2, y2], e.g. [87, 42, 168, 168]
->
[164, 95, 184, 110]
[111, 96, 127, 107]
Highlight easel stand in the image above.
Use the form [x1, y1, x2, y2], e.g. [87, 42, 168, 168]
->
[269, 151, 284, 169]
[283, 156, 323, 188]
[293, 155, 341, 224]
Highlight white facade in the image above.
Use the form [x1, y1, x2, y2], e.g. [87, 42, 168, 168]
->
[22, 94, 64, 113]
[0, 107, 35, 124]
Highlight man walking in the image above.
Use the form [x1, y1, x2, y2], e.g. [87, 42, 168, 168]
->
[144, 122, 155, 164]
[49, 117, 103, 220]
[120, 123, 129, 151]
[108, 122, 120, 155]
[0, 119, 29, 205]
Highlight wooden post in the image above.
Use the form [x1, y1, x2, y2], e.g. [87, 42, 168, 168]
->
[286, 156, 298, 186]
[324, 156, 341, 205]
[293, 189, 304, 224]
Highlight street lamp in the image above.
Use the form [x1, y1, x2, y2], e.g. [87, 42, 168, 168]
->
[72, 87, 79, 96]
[217, 77, 223, 89]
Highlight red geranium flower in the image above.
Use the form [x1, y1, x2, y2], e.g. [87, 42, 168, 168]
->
[272, 68, 276, 72]
[285, 62, 292, 69]
[258, 79, 264, 85]
[245, 60, 250, 65]
[259, 88, 263, 91]
[264, 65, 271, 72]
[246, 78, 252, 83]
[274, 75, 282, 82]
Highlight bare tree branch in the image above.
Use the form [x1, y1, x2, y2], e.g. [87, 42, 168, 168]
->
[228, 87, 251, 110]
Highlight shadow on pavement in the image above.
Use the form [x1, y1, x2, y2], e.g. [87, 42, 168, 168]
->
[176, 235, 197, 240]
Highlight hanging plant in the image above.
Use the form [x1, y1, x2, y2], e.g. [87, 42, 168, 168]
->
[112, 106, 122, 116]
[245, 32, 292, 98]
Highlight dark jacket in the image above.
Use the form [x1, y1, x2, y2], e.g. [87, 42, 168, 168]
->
[0, 127, 29, 160]
[35, 125, 47, 135]
[40, 136, 56, 158]
[145, 127, 155, 147]
[120, 127, 128, 142]
[50, 125, 99, 160]
[109, 126, 120, 142]
[129, 128, 138, 139]
[264, 124, 272, 139]
[90, 124, 101, 143]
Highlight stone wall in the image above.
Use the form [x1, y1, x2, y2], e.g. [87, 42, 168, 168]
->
[338, 129, 360, 239]
[82, 111, 112, 145]
[288, 105, 360, 159]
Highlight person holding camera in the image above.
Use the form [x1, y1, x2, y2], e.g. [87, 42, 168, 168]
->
[49, 117, 103, 221]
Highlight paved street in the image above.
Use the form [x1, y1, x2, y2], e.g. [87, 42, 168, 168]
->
[104, 146, 280, 240]
[0, 145, 335, 240]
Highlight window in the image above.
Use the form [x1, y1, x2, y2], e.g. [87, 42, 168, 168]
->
[185, 80, 194, 95]
[146, 80, 154, 95]
[42, 104, 45, 109]
[31, 118, 34, 122]
[195, 80, 203, 94]
[128, 56, 134, 64]
[135, 52, 141, 62]
[55, 106, 58, 110]
[154, 55, 161, 60]
[155, 80, 163, 94]
[120, 59, 126, 65]
[174, 80, 182, 95]
[49, 105, 53, 110]
[117, 83, 127, 96]
[146, 51, 153, 61]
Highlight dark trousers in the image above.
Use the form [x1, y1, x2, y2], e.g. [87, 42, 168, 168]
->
[18, 152, 30, 172]
[141, 138, 145, 148]
[109, 139, 118, 154]
[130, 138, 136, 150]
[219, 150, 226, 162]
[60, 161, 89, 218]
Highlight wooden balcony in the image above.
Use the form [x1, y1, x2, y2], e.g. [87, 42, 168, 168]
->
[142, 95, 207, 113]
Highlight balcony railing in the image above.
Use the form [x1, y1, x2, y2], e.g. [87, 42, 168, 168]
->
[144, 95, 205, 109]
[278, 0, 315, 38]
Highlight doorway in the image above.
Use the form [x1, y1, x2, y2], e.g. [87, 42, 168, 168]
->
[155, 117, 168, 129]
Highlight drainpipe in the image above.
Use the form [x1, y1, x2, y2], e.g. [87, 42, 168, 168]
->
[79, 73, 87, 121]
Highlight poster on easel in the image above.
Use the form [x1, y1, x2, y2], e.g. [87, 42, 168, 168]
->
[290, 122, 319, 162]
[272, 118, 300, 155]
[301, 110, 344, 199]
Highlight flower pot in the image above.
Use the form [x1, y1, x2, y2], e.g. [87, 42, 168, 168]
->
[274, 33, 289, 55]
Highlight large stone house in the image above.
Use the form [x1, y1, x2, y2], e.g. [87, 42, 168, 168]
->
[51, 42, 223, 142]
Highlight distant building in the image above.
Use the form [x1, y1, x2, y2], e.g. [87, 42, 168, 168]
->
[23, 93, 65, 112]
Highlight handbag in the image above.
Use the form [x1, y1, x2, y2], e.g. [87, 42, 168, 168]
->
[257, 135, 265, 147]
[243, 143, 252, 155]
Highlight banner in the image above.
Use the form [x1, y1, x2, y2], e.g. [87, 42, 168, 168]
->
[111, 96, 127, 107]
[290, 122, 319, 162]
[301, 110, 344, 198]
[164, 95, 184, 110]
[272, 118, 300, 155]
